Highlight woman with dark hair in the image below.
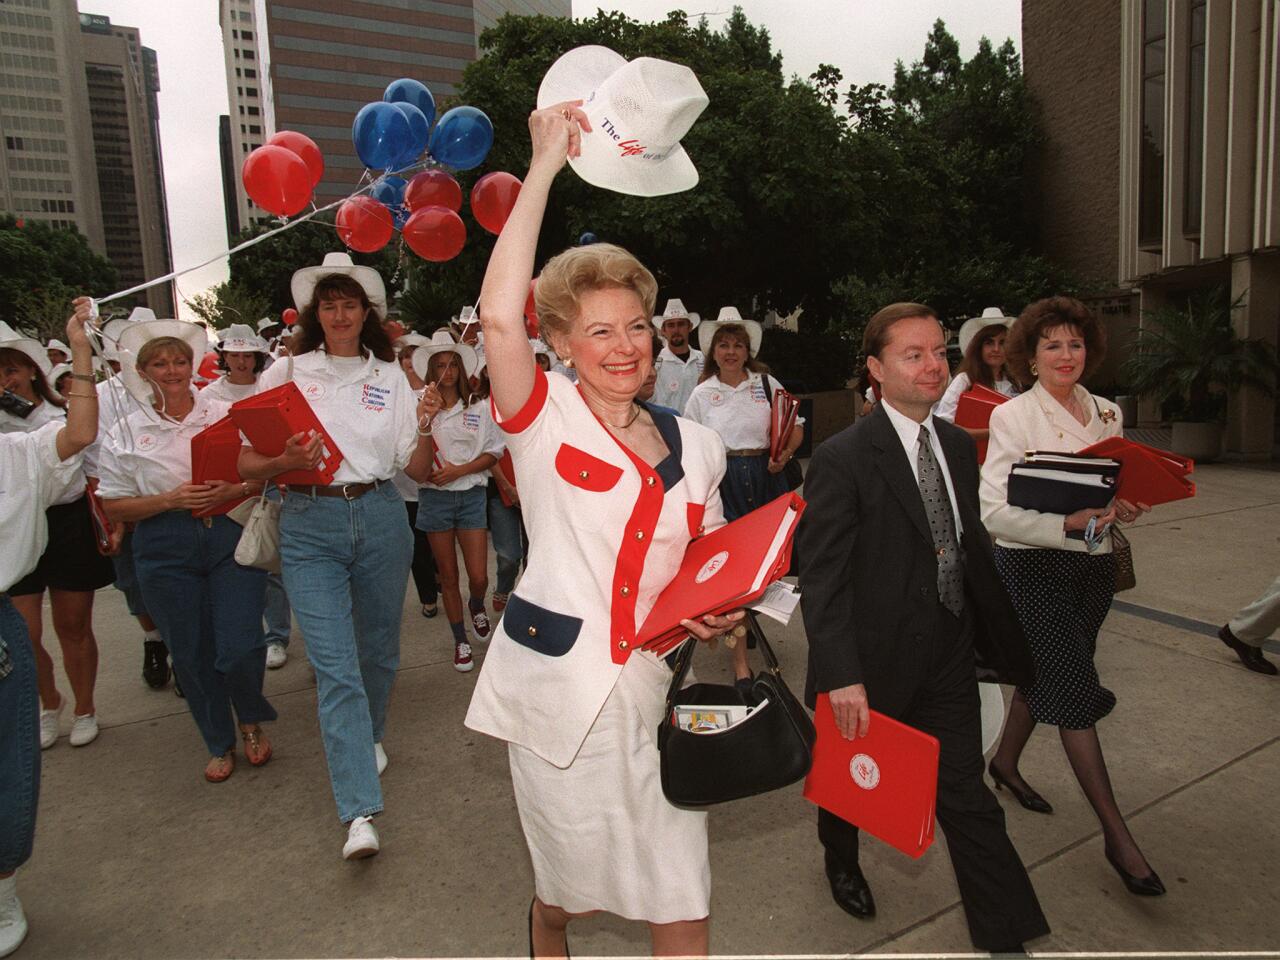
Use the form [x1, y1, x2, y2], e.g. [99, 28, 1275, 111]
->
[935, 307, 1021, 434]
[1, 322, 115, 751]
[981, 295, 1163, 896]
[202, 324, 271, 404]
[411, 331, 503, 672]
[239, 252, 437, 860]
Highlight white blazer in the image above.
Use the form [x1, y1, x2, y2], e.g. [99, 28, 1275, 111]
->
[980, 380, 1123, 553]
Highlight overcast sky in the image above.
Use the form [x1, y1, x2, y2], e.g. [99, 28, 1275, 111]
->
[83, 0, 1019, 318]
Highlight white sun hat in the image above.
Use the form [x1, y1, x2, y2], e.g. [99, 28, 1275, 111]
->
[698, 306, 763, 357]
[291, 252, 387, 320]
[97, 308, 152, 361]
[46, 338, 70, 356]
[0, 321, 52, 376]
[116, 319, 209, 403]
[450, 304, 480, 332]
[537, 45, 708, 197]
[395, 332, 431, 351]
[217, 323, 269, 353]
[958, 306, 1016, 356]
[650, 298, 698, 333]
[412, 328, 479, 382]
[257, 317, 281, 333]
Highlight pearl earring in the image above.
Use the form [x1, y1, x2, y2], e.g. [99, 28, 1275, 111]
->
[1029, 360, 1038, 377]
[563, 357, 574, 369]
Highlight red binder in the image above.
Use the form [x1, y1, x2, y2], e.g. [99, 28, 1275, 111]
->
[953, 384, 1009, 464]
[769, 388, 800, 461]
[229, 382, 344, 485]
[803, 695, 939, 859]
[495, 450, 518, 507]
[190, 415, 249, 517]
[85, 484, 115, 556]
[637, 492, 805, 654]
[1080, 437, 1195, 506]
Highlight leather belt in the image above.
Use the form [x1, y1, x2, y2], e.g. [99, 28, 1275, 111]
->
[725, 448, 768, 457]
[288, 479, 385, 501]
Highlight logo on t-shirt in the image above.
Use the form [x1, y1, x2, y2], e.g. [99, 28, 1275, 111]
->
[694, 550, 730, 584]
[462, 410, 481, 432]
[135, 433, 157, 452]
[360, 384, 390, 412]
[850, 754, 880, 790]
[303, 382, 326, 402]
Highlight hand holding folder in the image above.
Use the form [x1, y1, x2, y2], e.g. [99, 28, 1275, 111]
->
[190, 415, 249, 517]
[637, 492, 805, 655]
[1080, 437, 1195, 506]
[803, 694, 939, 859]
[229, 382, 344, 485]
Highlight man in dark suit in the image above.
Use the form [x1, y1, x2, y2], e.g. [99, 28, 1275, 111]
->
[798, 303, 1048, 953]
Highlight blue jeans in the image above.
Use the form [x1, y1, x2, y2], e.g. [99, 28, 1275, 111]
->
[264, 574, 291, 647]
[132, 513, 275, 756]
[0, 594, 40, 873]
[487, 494, 526, 596]
[279, 482, 412, 823]
[110, 530, 149, 618]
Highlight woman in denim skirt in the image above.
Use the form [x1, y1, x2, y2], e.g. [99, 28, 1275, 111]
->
[238, 253, 436, 861]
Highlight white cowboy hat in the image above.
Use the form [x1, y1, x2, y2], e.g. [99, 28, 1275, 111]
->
[290, 252, 387, 320]
[412, 328, 479, 382]
[217, 323, 269, 353]
[698, 306, 762, 357]
[537, 46, 708, 197]
[650, 298, 698, 333]
[0, 321, 53, 377]
[958, 307, 1016, 356]
[46, 338, 70, 356]
[450, 305, 480, 330]
[117, 319, 209, 403]
[395, 332, 431, 351]
[257, 317, 282, 333]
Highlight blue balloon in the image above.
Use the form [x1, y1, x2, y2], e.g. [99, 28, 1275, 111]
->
[383, 78, 436, 130]
[428, 106, 494, 171]
[579, 232, 599, 245]
[370, 175, 409, 228]
[352, 102, 413, 171]
[389, 101, 430, 168]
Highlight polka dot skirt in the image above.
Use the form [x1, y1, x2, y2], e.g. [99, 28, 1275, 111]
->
[994, 546, 1117, 730]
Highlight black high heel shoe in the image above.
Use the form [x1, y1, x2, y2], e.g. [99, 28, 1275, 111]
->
[1105, 847, 1166, 896]
[988, 761, 1054, 814]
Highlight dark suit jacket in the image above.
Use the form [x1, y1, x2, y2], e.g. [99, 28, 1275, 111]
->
[798, 403, 1035, 716]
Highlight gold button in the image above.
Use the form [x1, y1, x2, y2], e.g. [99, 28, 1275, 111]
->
[620, 585, 631, 597]
[579, 470, 589, 479]
[618, 640, 629, 650]
[527, 626, 537, 637]
[646, 476, 656, 486]
[634, 530, 645, 540]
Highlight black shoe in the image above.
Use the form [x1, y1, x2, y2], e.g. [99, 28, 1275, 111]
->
[988, 761, 1054, 814]
[1218, 625, 1277, 675]
[142, 640, 170, 689]
[824, 851, 876, 919]
[1105, 846, 1166, 896]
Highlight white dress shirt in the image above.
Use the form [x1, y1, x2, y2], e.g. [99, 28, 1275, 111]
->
[881, 397, 964, 536]
[652, 346, 704, 414]
[425, 398, 504, 492]
[253, 348, 419, 485]
[682, 372, 801, 450]
[1, 423, 84, 591]
[97, 391, 231, 499]
[0, 401, 83, 507]
[934, 372, 1019, 423]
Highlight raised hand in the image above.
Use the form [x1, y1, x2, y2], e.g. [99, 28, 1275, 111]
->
[528, 100, 592, 174]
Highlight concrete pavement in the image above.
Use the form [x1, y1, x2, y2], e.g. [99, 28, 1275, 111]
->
[14, 462, 1280, 958]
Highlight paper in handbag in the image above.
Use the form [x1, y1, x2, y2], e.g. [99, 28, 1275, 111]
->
[495, 450, 518, 508]
[803, 694, 939, 859]
[190, 415, 249, 517]
[637, 492, 805, 654]
[229, 382, 344, 485]
[1080, 437, 1195, 505]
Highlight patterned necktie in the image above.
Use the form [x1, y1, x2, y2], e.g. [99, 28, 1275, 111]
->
[916, 424, 965, 616]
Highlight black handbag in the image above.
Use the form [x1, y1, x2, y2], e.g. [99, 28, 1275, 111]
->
[657, 617, 816, 806]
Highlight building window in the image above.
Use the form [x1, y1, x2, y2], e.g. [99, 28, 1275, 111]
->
[1183, 0, 1206, 238]
[247, 106, 259, 116]
[1138, 0, 1165, 251]
[242, 30, 253, 40]
[245, 87, 257, 97]
[244, 68, 256, 78]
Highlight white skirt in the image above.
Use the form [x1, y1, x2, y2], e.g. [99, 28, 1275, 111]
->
[508, 651, 711, 924]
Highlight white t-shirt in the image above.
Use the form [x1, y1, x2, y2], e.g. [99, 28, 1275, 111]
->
[0, 400, 83, 506]
[651, 346, 705, 415]
[97, 392, 231, 499]
[253, 349, 419, 485]
[934, 372, 1019, 423]
[682, 372, 800, 451]
[1, 422, 84, 591]
[201, 375, 258, 404]
[425, 398, 504, 492]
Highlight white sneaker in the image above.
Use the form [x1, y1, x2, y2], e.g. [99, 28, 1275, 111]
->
[39, 701, 64, 750]
[265, 643, 287, 669]
[374, 742, 388, 776]
[69, 713, 99, 747]
[0, 875, 27, 958]
[342, 816, 379, 860]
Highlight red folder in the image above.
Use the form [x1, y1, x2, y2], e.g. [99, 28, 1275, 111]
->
[769, 388, 799, 461]
[190, 415, 249, 517]
[495, 449, 518, 508]
[229, 382, 344, 485]
[953, 385, 1009, 464]
[85, 484, 115, 556]
[637, 492, 805, 654]
[1080, 437, 1195, 506]
[803, 695, 939, 859]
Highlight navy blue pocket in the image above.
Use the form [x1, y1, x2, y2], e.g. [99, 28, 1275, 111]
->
[505, 593, 583, 657]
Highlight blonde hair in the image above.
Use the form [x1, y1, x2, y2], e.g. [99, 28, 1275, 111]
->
[136, 336, 194, 369]
[533, 243, 658, 341]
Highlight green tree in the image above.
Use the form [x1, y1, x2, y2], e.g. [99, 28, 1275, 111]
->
[184, 281, 273, 331]
[0, 215, 119, 338]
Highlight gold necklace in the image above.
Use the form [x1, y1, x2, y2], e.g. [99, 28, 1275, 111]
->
[603, 404, 641, 430]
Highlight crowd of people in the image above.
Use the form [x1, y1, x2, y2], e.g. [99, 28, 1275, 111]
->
[2, 99, 1277, 960]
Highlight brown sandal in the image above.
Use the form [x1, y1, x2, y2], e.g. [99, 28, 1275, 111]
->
[241, 725, 272, 767]
[204, 751, 235, 783]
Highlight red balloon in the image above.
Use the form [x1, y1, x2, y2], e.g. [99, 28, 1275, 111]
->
[281, 308, 298, 327]
[404, 169, 462, 212]
[196, 351, 220, 385]
[336, 196, 394, 253]
[524, 279, 539, 337]
[403, 206, 466, 262]
[242, 144, 312, 216]
[471, 172, 523, 235]
[267, 130, 324, 189]
[383, 320, 406, 342]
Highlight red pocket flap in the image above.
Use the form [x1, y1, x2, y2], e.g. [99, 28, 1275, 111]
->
[554, 444, 623, 492]
[686, 502, 706, 537]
